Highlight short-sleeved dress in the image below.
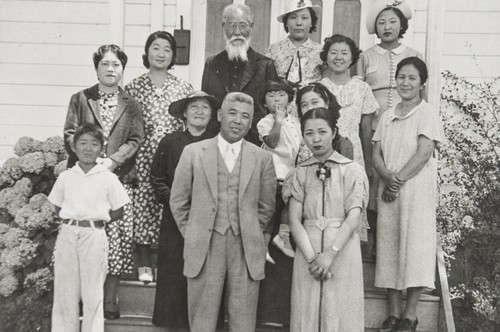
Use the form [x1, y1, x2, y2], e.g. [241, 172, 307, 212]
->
[356, 44, 422, 131]
[373, 101, 444, 290]
[320, 77, 379, 167]
[125, 73, 193, 244]
[284, 151, 368, 332]
[356, 44, 422, 210]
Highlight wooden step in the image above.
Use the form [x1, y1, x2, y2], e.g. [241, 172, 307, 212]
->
[116, 281, 439, 331]
[364, 290, 440, 331]
[105, 316, 384, 332]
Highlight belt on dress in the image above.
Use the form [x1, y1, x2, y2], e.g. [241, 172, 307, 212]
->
[62, 219, 105, 228]
[303, 217, 343, 230]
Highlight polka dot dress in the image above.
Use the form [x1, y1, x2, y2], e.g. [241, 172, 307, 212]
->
[125, 73, 193, 245]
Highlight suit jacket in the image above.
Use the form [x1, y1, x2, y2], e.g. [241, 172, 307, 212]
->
[64, 84, 144, 181]
[170, 137, 277, 280]
[201, 48, 278, 145]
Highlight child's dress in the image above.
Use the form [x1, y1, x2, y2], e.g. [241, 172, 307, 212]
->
[284, 151, 368, 332]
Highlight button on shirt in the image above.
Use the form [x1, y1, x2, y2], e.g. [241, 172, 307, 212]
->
[218, 134, 242, 172]
[48, 163, 130, 222]
[228, 60, 246, 92]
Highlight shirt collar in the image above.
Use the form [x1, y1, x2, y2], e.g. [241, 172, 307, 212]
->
[71, 162, 109, 176]
[373, 44, 407, 55]
[217, 134, 243, 155]
[285, 36, 317, 50]
[386, 100, 425, 123]
[299, 150, 352, 167]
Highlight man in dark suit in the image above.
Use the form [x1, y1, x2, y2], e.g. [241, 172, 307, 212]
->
[201, 3, 278, 146]
[170, 92, 277, 332]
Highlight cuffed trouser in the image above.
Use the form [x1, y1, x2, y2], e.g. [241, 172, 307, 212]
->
[187, 229, 260, 332]
[51, 224, 108, 332]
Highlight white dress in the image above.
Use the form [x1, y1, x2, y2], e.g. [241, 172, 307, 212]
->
[373, 101, 444, 289]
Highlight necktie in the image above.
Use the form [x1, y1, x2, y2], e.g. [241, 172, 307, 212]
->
[224, 145, 236, 172]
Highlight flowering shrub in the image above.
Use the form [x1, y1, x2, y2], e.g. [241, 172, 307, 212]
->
[439, 71, 499, 331]
[0, 136, 66, 332]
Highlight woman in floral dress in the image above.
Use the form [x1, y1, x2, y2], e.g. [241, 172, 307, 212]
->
[285, 107, 368, 331]
[125, 31, 193, 282]
[320, 34, 378, 171]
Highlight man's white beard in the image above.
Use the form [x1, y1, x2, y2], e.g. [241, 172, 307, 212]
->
[225, 36, 251, 62]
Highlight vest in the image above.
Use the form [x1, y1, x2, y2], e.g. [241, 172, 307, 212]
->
[213, 149, 242, 235]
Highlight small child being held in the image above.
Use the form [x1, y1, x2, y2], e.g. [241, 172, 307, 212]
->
[48, 123, 130, 332]
[257, 79, 301, 260]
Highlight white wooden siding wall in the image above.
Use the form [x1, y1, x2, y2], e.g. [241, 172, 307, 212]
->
[414, 0, 500, 83]
[0, 0, 111, 161]
[1, 0, 500, 162]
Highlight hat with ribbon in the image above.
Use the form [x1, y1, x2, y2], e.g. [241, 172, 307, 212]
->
[277, 0, 322, 23]
[168, 91, 221, 119]
[366, 0, 412, 35]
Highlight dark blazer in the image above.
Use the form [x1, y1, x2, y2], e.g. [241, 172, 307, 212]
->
[170, 137, 277, 280]
[64, 84, 144, 181]
[201, 48, 278, 145]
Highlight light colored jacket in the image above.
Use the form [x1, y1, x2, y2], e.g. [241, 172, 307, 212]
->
[170, 137, 277, 280]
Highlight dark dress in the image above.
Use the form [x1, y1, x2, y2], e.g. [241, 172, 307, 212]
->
[151, 129, 215, 327]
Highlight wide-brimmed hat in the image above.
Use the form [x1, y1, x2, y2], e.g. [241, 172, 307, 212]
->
[277, 0, 322, 23]
[168, 91, 221, 119]
[366, 0, 412, 35]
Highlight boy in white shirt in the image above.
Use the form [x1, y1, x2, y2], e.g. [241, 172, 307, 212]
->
[48, 123, 130, 332]
[257, 80, 301, 259]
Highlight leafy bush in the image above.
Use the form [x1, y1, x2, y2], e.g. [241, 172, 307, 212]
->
[439, 71, 499, 331]
[0, 136, 67, 332]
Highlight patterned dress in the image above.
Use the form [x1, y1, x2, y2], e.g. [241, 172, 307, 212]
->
[373, 101, 443, 290]
[266, 37, 323, 117]
[125, 73, 193, 244]
[284, 152, 368, 332]
[320, 77, 379, 167]
[98, 89, 134, 275]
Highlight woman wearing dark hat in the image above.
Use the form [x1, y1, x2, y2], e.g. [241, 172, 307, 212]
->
[355, 0, 423, 260]
[266, 0, 323, 116]
[150, 91, 220, 328]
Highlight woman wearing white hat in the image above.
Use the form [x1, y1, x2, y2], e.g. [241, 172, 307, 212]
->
[355, 0, 423, 272]
[265, 0, 323, 116]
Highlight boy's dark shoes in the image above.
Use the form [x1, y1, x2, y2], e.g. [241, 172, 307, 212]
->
[104, 302, 120, 320]
[396, 318, 418, 332]
[379, 315, 401, 332]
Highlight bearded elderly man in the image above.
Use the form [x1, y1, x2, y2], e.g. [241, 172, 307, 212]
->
[202, 3, 278, 146]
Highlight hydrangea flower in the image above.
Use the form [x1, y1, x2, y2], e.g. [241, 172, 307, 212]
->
[23, 267, 53, 295]
[15, 194, 56, 231]
[53, 160, 67, 177]
[0, 178, 32, 217]
[0, 228, 28, 249]
[0, 238, 38, 269]
[13, 137, 42, 157]
[0, 158, 23, 188]
[0, 272, 19, 297]
[43, 152, 59, 168]
[41, 136, 65, 155]
[19, 152, 46, 174]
